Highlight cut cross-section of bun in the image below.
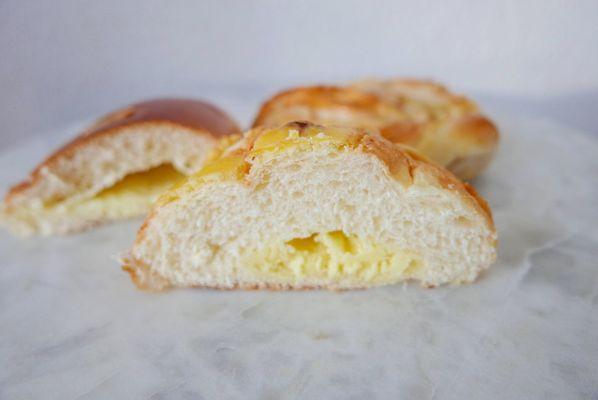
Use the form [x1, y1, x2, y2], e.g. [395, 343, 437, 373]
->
[122, 121, 497, 291]
[2, 98, 241, 236]
[252, 79, 499, 180]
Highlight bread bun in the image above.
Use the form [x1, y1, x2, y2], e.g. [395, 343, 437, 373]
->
[2, 98, 240, 236]
[123, 121, 497, 291]
[252, 79, 499, 180]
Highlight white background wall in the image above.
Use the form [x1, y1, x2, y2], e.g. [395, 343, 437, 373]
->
[1, 0, 597, 147]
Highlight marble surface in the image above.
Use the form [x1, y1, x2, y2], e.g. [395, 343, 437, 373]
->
[0, 109, 597, 399]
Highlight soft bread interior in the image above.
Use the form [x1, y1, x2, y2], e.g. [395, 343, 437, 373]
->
[129, 128, 496, 290]
[3, 124, 216, 236]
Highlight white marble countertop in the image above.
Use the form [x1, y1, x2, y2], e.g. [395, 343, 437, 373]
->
[1, 107, 597, 399]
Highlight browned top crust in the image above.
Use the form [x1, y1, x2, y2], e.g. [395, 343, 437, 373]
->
[85, 98, 240, 139]
[250, 80, 499, 180]
[252, 86, 394, 128]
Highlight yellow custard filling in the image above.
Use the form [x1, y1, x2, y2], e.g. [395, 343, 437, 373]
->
[245, 231, 420, 284]
[60, 164, 184, 217]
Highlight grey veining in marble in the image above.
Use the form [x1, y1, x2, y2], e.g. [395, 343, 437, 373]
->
[0, 109, 597, 399]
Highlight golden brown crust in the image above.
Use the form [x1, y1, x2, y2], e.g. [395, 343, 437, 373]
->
[441, 115, 499, 180]
[351, 78, 480, 119]
[252, 80, 499, 180]
[4, 98, 241, 205]
[252, 86, 392, 128]
[122, 258, 172, 291]
[379, 121, 423, 146]
[463, 183, 493, 225]
[447, 115, 499, 150]
[125, 121, 496, 290]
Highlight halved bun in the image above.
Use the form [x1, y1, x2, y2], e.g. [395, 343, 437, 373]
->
[252, 79, 499, 180]
[123, 121, 497, 291]
[2, 98, 241, 236]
